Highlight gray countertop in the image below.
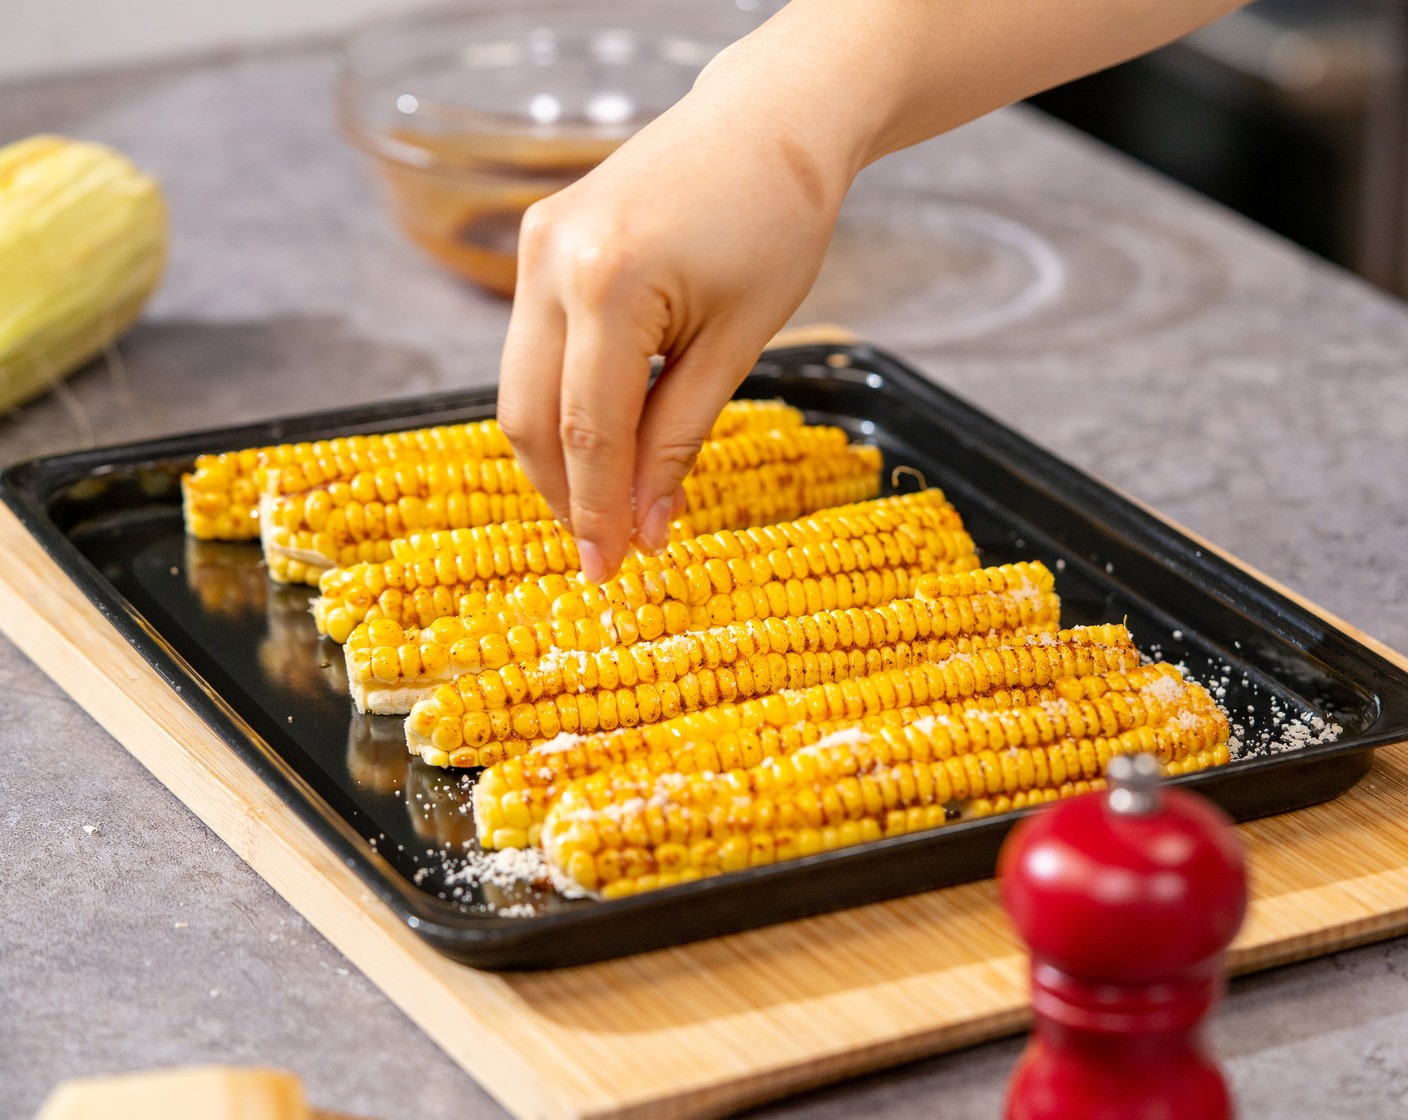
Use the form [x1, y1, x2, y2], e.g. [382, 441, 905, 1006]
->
[4, 42, 1408, 1120]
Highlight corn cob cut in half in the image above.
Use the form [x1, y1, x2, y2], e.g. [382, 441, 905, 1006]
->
[404, 560, 1060, 766]
[259, 459, 555, 585]
[475, 623, 1142, 848]
[261, 425, 879, 585]
[700, 398, 805, 437]
[182, 419, 515, 542]
[180, 398, 802, 541]
[316, 488, 964, 643]
[539, 670, 1230, 898]
[337, 518, 981, 705]
[313, 517, 578, 641]
[680, 449, 882, 535]
[471, 516, 979, 653]
[361, 560, 959, 718]
[312, 516, 696, 642]
[345, 563, 932, 716]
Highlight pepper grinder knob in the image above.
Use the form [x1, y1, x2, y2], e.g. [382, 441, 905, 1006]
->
[999, 753, 1248, 1120]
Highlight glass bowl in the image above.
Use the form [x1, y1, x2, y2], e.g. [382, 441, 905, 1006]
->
[338, 1, 768, 296]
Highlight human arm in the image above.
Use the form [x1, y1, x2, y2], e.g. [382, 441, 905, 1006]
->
[496, 0, 1247, 581]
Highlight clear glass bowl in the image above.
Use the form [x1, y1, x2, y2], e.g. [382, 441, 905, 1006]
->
[338, 1, 769, 296]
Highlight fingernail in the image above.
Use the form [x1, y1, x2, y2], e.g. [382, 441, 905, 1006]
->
[634, 496, 674, 556]
[577, 539, 608, 584]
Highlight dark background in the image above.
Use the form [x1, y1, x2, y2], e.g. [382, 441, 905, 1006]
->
[1029, 0, 1408, 297]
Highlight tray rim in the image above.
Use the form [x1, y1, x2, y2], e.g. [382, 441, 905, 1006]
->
[6, 340, 1408, 969]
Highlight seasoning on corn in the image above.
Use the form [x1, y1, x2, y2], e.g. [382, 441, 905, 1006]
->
[474, 623, 1144, 849]
[538, 668, 1230, 898]
[180, 398, 803, 542]
[316, 487, 968, 644]
[261, 425, 880, 585]
[314, 516, 696, 643]
[403, 560, 1061, 766]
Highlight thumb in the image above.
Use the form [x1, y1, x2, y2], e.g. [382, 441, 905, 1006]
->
[631, 335, 762, 553]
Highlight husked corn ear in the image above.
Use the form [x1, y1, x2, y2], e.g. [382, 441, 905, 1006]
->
[181, 399, 797, 541]
[318, 489, 963, 642]
[405, 561, 1061, 767]
[341, 544, 1004, 715]
[488, 518, 978, 652]
[344, 613, 558, 714]
[313, 518, 578, 641]
[263, 425, 880, 585]
[705, 398, 805, 437]
[682, 446, 882, 534]
[182, 421, 513, 542]
[312, 518, 700, 641]
[259, 457, 553, 584]
[474, 624, 1142, 848]
[539, 669, 1229, 898]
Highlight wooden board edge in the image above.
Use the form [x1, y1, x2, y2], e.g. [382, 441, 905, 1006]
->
[0, 503, 589, 1120]
[766, 324, 860, 350]
[5, 488, 1408, 1120]
[0, 503, 1040, 1120]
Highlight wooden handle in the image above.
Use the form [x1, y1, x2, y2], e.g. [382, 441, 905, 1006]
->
[766, 322, 859, 349]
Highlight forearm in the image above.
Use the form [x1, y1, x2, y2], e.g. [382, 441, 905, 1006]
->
[695, 0, 1247, 190]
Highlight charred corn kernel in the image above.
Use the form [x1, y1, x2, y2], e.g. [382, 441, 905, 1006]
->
[1, 136, 167, 434]
[407, 564, 1064, 767]
[471, 625, 1142, 846]
[540, 671, 1229, 896]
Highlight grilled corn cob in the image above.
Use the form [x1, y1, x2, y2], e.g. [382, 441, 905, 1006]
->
[474, 624, 1143, 848]
[181, 398, 803, 541]
[404, 561, 1060, 765]
[262, 426, 879, 585]
[539, 671, 1230, 898]
[315, 488, 967, 642]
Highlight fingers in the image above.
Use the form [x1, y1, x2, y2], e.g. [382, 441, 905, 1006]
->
[631, 333, 761, 553]
[498, 259, 569, 525]
[558, 309, 654, 582]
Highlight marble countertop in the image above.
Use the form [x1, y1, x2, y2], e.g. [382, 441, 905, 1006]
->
[4, 42, 1408, 1120]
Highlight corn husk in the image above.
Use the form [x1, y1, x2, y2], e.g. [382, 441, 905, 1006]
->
[0, 134, 167, 413]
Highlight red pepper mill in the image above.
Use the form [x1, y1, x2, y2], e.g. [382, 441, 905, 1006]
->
[999, 753, 1248, 1120]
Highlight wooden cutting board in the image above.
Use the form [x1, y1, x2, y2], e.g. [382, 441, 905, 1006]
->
[5, 333, 1408, 1119]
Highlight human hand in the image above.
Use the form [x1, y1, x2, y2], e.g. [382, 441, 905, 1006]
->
[497, 0, 1249, 585]
[496, 55, 859, 583]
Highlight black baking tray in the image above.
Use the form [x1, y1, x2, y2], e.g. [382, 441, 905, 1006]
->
[6, 343, 1408, 970]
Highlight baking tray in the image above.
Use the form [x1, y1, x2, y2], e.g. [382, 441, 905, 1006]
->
[5, 342, 1408, 970]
